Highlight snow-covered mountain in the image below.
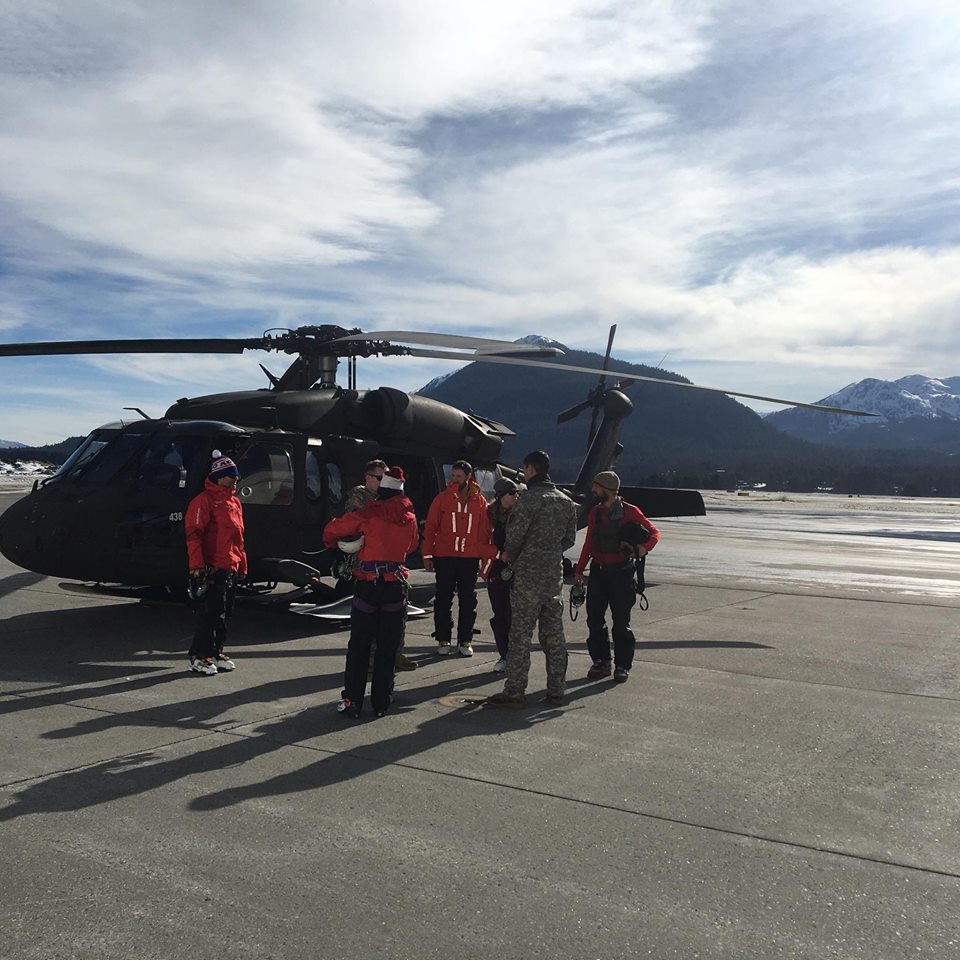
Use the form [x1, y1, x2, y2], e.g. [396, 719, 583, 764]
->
[514, 334, 567, 349]
[0, 439, 27, 449]
[767, 375, 960, 451]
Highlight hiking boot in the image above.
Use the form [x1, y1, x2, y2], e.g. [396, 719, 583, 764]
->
[214, 653, 235, 672]
[437, 643, 455, 656]
[483, 691, 526, 709]
[396, 654, 418, 671]
[190, 657, 217, 676]
[336, 698, 361, 719]
[457, 643, 474, 657]
[544, 692, 566, 706]
[493, 657, 507, 673]
[613, 667, 630, 683]
[587, 659, 612, 680]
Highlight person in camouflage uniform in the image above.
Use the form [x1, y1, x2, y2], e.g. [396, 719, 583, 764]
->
[485, 450, 578, 709]
[344, 459, 387, 513]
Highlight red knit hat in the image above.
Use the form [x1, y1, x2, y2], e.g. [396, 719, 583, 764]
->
[379, 465, 405, 491]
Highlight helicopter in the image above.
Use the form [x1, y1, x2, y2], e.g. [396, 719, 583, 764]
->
[0, 324, 872, 611]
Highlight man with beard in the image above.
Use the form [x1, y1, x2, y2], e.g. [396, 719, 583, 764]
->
[421, 460, 495, 657]
[575, 471, 660, 683]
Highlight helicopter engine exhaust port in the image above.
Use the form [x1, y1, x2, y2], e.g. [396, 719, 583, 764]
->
[363, 388, 504, 461]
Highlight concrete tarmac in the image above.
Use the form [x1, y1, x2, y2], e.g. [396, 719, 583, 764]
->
[1, 489, 959, 958]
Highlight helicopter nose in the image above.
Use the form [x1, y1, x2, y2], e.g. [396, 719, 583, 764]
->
[0, 494, 42, 572]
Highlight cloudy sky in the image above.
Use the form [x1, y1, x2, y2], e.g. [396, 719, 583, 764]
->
[2, 0, 959, 443]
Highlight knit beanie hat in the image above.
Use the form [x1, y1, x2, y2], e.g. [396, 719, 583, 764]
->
[592, 470, 620, 492]
[493, 477, 519, 497]
[379, 465, 405, 491]
[209, 451, 240, 481]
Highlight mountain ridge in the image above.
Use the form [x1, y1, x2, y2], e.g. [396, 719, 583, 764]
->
[767, 374, 960, 451]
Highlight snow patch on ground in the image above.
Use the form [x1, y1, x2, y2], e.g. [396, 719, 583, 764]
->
[0, 460, 55, 489]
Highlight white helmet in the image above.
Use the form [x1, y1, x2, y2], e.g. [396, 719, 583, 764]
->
[337, 535, 364, 554]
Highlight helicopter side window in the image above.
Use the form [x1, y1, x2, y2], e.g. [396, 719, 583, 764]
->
[326, 462, 343, 516]
[138, 436, 206, 493]
[237, 441, 295, 506]
[473, 468, 497, 501]
[305, 451, 323, 502]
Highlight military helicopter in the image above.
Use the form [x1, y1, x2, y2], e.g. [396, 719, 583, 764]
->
[0, 324, 871, 610]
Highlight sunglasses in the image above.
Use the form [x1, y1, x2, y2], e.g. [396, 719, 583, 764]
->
[366, 473, 383, 480]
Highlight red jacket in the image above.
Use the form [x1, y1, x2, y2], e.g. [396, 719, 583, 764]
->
[575, 499, 660, 577]
[421, 480, 497, 560]
[323, 495, 419, 564]
[185, 479, 247, 575]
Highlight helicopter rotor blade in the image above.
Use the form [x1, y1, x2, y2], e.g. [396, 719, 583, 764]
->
[587, 324, 618, 445]
[556, 397, 594, 424]
[0, 338, 260, 358]
[329, 330, 563, 357]
[405, 347, 876, 416]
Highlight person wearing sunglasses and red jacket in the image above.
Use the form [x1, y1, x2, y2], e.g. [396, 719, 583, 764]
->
[184, 452, 247, 676]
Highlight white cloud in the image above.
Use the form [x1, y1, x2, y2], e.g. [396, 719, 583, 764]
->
[2, 0, 960, 438]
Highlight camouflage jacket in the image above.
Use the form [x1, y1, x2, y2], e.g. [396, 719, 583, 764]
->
[344, 484, 377, 514]
[503, 473, 577, 584]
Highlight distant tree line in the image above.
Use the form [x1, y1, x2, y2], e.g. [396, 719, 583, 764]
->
[0, 437, 83, 467]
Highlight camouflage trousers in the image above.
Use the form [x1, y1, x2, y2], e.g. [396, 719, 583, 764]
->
[502, 575, 568, 698]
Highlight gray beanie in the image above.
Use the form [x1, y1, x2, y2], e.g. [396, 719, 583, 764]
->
[494, 477, 520, 497]
[592, 470, 620, 492]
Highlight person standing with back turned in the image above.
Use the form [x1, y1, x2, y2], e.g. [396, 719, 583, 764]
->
[485, 451, 577, 708]
[421, 460, 495, 657]
[323, 466, 419, 719]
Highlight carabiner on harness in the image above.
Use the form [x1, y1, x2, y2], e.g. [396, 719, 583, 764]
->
[569, 581, 586, 621]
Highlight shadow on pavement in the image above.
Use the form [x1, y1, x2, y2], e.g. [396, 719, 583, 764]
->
[0, 571, 46, 600]
[0, 671, 543, 822]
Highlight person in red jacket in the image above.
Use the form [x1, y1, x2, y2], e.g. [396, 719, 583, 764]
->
[574, 471, 660, 684]
[421, 460, 496, 657]
[184, 452, 247, 676]
[324, 465, 419, 718]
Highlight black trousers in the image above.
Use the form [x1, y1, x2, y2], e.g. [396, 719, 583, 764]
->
[585, 565, 636, 669]
[487, 577, 512, 658]
[433, 556, 480, 644]
[190, 570, 236, 659]
[342, 578, 407, 713]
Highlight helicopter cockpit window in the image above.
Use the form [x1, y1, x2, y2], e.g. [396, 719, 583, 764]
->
[138, 436, 206, 493]
[48, 430, 119, 483]
[236, 441, 295, 506]
[55, 431, 150, 486]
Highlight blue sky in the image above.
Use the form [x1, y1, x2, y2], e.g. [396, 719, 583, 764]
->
[2, 1, 960, 443]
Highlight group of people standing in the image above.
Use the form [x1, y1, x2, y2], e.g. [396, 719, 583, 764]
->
[183, 448, 660, 719]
